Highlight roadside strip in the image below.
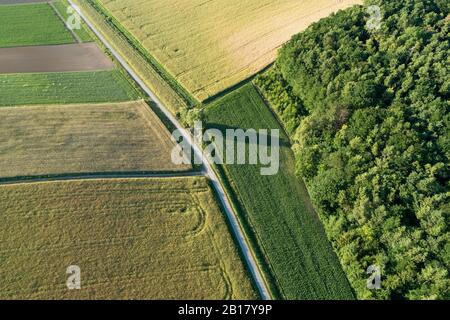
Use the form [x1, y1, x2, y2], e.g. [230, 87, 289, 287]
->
[67, 0, 271, 300]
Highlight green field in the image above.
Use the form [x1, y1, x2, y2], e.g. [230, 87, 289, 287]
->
[0, 177, 257, 299]
[52, 0, 94, 42]
[0, 3, 74, 47]
[204, 84, 354, 299]
[0, 70, 140, 106]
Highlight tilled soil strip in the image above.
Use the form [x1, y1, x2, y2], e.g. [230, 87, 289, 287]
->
[0, 42, 115, 73]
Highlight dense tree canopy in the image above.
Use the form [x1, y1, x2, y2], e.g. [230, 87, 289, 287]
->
[255, 0, 449, 299]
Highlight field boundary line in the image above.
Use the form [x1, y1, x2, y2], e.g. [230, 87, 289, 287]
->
[68, 0, 270, 300]
[0, 171, 203, 186]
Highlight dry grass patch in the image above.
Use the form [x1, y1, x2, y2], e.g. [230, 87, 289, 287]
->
[97, 0, 361, 100]
[0, 177, 257, 299]
[0, 100, 190, 178]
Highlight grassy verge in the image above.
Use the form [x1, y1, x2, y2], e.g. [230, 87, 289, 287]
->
[204, 83, 355, 299]
[0, 70, 140, 106]
[0, 2, 74, 47]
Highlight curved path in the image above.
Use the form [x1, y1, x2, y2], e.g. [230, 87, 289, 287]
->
[68, 0, 271, 300]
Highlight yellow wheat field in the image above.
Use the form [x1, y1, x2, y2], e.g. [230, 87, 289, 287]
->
[98, 0, 361, 100]
[0, 101, 190, 178]
[0, 177, 257, 299]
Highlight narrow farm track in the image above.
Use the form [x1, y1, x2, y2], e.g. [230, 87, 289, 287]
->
[0, 171, 204, 186]
[67, 0, 271, 300]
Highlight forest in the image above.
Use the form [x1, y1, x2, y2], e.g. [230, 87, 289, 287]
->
[255, 0, 449, 299]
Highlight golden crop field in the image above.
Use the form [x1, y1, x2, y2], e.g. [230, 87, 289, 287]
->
[0, 101, 190, 178]
[98, 0, 361, 100]
[0, 177, 257, 299]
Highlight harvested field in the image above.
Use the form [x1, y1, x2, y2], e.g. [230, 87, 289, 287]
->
[0, 70, 139, 106]
[0, 43, 114, 74]
[96, 0, 361, 100]
[0, 2, 74, 47]
[204, 84, 354, 299]
[0, 177, 257, 299]
[0, 101, 190, 178]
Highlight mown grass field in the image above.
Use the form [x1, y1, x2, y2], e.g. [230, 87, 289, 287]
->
[52, 0, 94, 42]
[97, 0, 360, 101]
[0, 3, 74, 47]
[0, 177, 257, 299]
[204, 84, 354, 299]
[0, 70, 140, 106]
[0, 101, 190, 179]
